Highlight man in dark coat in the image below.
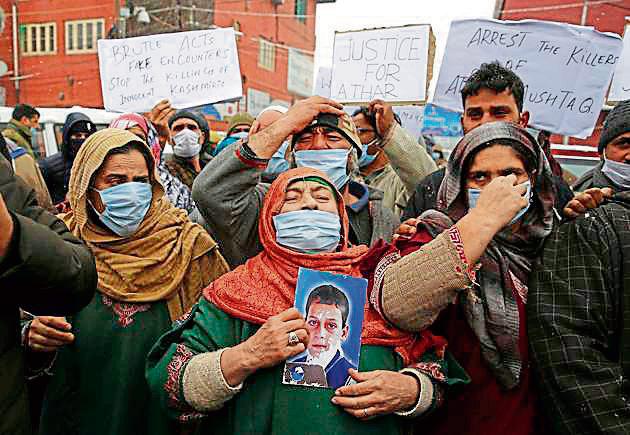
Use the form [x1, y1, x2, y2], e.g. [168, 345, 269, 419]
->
[573, 99, 630, 192]
[0, 154, 97, 434]
[39, 112, 97, 205]
[528, 190, 630, 434]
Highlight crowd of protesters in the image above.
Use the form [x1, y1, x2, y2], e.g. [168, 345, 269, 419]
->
[1, 60, 630, 435]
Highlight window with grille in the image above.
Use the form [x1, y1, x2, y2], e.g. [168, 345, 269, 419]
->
[258, 38, 276, 71]
[21, 23, 56, 55]
[295, 0, 307, 23]
[66, 19, 105, 54]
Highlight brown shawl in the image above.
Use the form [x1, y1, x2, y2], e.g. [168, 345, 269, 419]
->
[61, 128, 229, 320]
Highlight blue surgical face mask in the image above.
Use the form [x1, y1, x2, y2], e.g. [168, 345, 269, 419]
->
[602, 153, 630, 189]
[358, 139, 379, 168]
[273, 210, 341, 253]
[293, 149, 350, 189]
[467, 180, 532, 226]
[91, 182, 153, 237]
[264, 141, 290, 175]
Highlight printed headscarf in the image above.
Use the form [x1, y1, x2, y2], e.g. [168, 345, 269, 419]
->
[431, 121, 555, 389]
[61, 128, 228, 320]
[110, 113, 162, 164]
[206, 167, 445, 363]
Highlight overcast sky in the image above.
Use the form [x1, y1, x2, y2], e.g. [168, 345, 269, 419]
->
[314, 0, 497, 95]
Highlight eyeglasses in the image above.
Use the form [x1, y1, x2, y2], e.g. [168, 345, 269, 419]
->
[172, 123, 199, 133]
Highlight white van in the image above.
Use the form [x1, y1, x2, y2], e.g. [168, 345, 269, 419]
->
[0, 106, 119, 160]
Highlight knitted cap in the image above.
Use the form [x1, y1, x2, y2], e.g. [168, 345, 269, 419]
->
[291, 112, 363, 156]
[227, 112, 254, 135]
[599, 99, 630, 153]
[168, 109, 210, 146]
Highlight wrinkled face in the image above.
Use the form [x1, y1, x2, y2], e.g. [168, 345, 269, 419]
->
[306, 302, 348, 358]
[462, 88, 527, 134]
[294, 127, 351, 152]
[279, 180, 339, 215]
[88, 148, 150, 213]
[256, 110, 284, 132]
[465, 144, 530, 190]
[604, 132, 630, 164]
[171, 118, 205, 144]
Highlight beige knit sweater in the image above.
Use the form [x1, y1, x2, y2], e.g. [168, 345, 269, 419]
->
[380, 231, 472, 332]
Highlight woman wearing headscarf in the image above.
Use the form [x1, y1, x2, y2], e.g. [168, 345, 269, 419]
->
[146, 167, 470, 435]
[109, 113, 197, 214]
[371, 121, 556, 434]
[34, 128, 229, 435]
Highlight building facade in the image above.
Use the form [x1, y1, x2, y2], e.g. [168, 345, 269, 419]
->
[0, 0, 118, 107]
[0, 0, 318, 114]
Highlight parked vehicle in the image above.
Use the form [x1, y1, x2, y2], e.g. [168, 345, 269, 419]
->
[0, 106, 119, 160]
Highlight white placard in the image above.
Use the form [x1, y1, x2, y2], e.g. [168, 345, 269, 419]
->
[433, 19, 623, 139]
[314, 66, 332, 98]
[343, 104, 424, 140]
[608, 25, 630, 103]
[330, 24, 433, 104]
[98, 28, 243, 113]
[393, 105, 425, 140]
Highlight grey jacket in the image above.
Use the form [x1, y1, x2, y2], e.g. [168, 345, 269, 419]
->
[192, 142, 399, 268]
[364, 124, 437, 216]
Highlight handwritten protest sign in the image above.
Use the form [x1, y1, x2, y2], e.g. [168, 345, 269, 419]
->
[330, 24, 434, 105]
[393, 106, 424, 140]
[313, 66, 332, 98]
[98, 28, 242, 113]
[608, 25, 630, 103]
[433, 19, 623, 138]
[343, 104, 424, 140]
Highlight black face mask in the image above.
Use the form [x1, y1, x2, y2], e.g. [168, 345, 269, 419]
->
[68, 138, 86, 157]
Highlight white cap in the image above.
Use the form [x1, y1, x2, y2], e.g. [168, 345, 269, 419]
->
[257, 105, 289, 118]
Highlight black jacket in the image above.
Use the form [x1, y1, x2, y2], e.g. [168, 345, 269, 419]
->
[402, 167, 575, 221]
[572, 160, 623, 192]
[528, 192, 630, 433]
[0, 155, 97, 435]
[39, 113, 95, 204]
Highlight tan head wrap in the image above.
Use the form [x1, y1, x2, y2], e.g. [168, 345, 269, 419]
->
[61, 128, 229, 320]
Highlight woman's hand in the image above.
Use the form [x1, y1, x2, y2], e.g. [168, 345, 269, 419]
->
[470, 174, 529, 231]
[393, 217, 420, 240]
[243, 307, 309, 369]
[146, 99, 176, 148]
[28, 316, 74, 352]
[331, 369, 420, 419]
[221, 308, 309, 387]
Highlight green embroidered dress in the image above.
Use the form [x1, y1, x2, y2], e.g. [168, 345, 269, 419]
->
[146, 298, 465, 435]
[39, 293, 177, 435]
